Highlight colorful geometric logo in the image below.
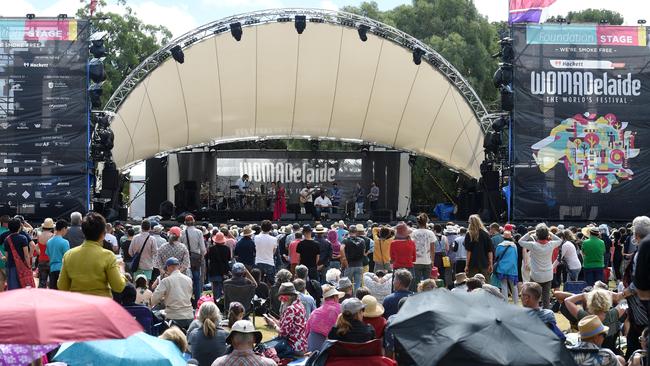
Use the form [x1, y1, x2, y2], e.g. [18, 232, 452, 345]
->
[531, 112, 639, 193]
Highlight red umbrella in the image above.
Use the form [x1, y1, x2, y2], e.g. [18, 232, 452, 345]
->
[0, 288, 143, 344]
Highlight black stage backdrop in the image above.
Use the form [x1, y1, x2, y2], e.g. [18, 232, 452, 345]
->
[513, 24, 650, 221]
[0, 19, 90, 219]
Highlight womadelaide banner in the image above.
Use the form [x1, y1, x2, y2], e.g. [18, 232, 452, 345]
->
[513, 24, 650, 221]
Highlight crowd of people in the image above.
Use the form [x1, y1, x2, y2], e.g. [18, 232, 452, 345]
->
[2, 210, 650, 366]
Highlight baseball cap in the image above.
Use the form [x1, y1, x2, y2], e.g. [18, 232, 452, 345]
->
[341, 298, 365, 314]
[169, 226, 182, 237]
[165, 257, 180, 266]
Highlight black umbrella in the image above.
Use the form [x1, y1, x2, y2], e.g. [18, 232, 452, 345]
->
[387, 289, 576, 366]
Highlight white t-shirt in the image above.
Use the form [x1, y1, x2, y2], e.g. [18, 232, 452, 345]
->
[411, 228, 436, 265]
[105, 233, 118, 249]
[561, 241, 582, 270]
[300, 188, 313, 203]
[314, 196, 332, 207]
[254, 232, 277, 266]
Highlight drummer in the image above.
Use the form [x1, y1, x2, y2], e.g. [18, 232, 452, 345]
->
[235, 174, 250, 208]
[314, 191, 333, 219]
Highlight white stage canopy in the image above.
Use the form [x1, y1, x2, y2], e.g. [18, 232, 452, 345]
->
[106, 9, 490, 178]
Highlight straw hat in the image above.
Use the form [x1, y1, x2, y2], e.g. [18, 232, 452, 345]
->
[361, 295, 384, 318]
[226, 320, 262, 344]
[314, 224, 328, 234]
[42, 218, 55, 229]
[578, 314, 609, 339]
[277, 282, 300, 296]
[581, 225, 599, 237]
[454, 272, 468, 285]
[241, 227, 253, 237]
[322, 284, 345, 299]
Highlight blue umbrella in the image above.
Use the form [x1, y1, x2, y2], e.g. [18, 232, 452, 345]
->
[54, 332, 186, 366]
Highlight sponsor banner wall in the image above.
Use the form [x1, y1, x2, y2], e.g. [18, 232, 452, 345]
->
[513, 24, 650, 221]
[0, 19, 89, 218]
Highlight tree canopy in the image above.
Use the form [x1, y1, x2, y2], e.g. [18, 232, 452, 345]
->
[546, 8, 624, 25]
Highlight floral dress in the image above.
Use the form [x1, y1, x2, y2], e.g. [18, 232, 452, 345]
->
[279, 299, 307, 352]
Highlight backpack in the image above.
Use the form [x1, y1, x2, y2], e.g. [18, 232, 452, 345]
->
[345, 237, 365, 262]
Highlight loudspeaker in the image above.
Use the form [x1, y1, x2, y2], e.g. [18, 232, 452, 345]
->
[159, 200, 175, 219]
[372, 209, 393, 223]
[481, 171, 500, 191]
[328, 213, 343, 221]
[102, 165, 119, 191]
[280, 213, 296, 221]
[297, 214, 312, 221]
[174, 181, 199, 212]
[356, 213, 371, 221]
[119, 207, 128, 221]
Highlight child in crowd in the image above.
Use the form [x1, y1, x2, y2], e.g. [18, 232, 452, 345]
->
[135, 274, 153, 307]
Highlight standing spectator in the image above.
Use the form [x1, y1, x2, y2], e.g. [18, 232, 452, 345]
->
[328, 230, 343, 270]
[582, 227, 606, 286]
[373, 226, 393, 272]
[336, 221, 348, 243]
[206, 232, 231, 299]
[129, 220, 157, 281]
[64, 212, 85, 249]
[188, 302, 228, 366]
[151, 257, 194, 329]
[453, 227, 468, 276]
[58, 213, 126, 297]
[36, 218, 55, 288]
[567, 315, 624, 366]
[494, 231, 519, 304]
[328, 298, 375, 342]
[104, 223, 119, 254]
[254, 220, 277, 284]
[306, 284, 343, 352]
[341, 225, 366, 291]
[489, 223, 504, 250]
[390, 223, 416, 290]
[2, 218, 33, 289]
[287, 232, 303, 274]
[464, 214, 494, 278]
[432, 224, 449, 287]
[382, 269, 413, 319]
[557, 230, 582, 282]
[120, 228, 135, 271]
[296, 225, 320, 281]
[154, 226, 191, 276]
[314, 224, 332, 284]
[0, 215, 9, 291]
[518, 224, 562, 309]
[212, 320, 274, 366]
[612, 229, 625, 283]
[411, 214, 436, 289]
[362, 295, 386, 338]
[45, 220, 69, 290]
[181, 215, 208, 307]
[234, 227, 256, 270]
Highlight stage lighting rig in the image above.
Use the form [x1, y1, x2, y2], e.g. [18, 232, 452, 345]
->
[358, 24, 369, 42]
[493, 63, 513, 88]
[90, 113, 114, 163]
[26, 13, 35, 19]
[230, 22, 243, 41]
[412, 48, 425, 65]
[89, 57, 106, 83]
[170, 45, 184, 64]
[500, 85, 514, 112]
[491, 116, 509, 132]
[295, 15, 306, 34]
[89, 83, 104, 109]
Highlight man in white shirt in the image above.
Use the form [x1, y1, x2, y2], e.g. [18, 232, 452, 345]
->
[151, 257, 194, 328]
[299, 183, 315, 216]
[254, 220, 277, 284]
[410, 213, 437, 290]
[313, 191, 332, 219]
[235, 174, 250, 208]
[104, 223, 118, 254]
[180, 215, 207, 307]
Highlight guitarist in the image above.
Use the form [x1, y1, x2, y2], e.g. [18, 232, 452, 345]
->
[299, 183, 316, 216]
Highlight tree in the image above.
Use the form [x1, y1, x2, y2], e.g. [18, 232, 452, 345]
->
[546, 9, 624, 25]
[76, 0, 172, 107]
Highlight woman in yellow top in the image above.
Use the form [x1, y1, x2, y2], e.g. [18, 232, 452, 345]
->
[58, 212, 126, 297]
[373, 226, 393, 272]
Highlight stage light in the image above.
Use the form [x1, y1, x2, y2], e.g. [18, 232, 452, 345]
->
[170, 45, 184, 64]
[412, 48, 425, 65]
[358, 24, 369, 42]
[230, 22, 242, 41]
[500, 85, 514, 112]
[89, 58, 106, 83]
[57, 14, 67, 19]
[89, 40, 106, 58]
[599, 19, 609, 24]
[295, 15, 306, 34]
[492, 116, 508, 132]
[483, 132, 502, 154]
[639, 19, 647, 24]
[556, 17, 567, 23]
[493, 63, 513, 88]
[26, 13, 35, 19]
[89, 83, 104, 109]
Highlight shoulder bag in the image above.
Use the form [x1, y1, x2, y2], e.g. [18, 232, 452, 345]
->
[186, 230, 203, 271]
[490, 245, 512, 287]
[7, 234, 35, 288]
[130, 235, 150, 273]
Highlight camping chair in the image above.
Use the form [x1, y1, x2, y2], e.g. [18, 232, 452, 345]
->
[124, 305, 154, 335]
[223, 283, 257, 325]
[325, 339, 396, 366]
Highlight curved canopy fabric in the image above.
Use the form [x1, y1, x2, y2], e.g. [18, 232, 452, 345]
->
[110, 10, 486, 178]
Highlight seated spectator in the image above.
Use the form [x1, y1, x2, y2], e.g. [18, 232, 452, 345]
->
[212, 320, 275, 366]
[417, 279, 437, 292]
[188, 302, 228, 366]
[363, 270, 392, 302]
[251, 268, 269, 300]
[265, 282, 308, 356]
[227, 302, 245, 329]
[564, 289, 625, 352]
[294, 278, 317, 318]
[269, 269, 292, 317]
[362, 295, 387, 338]
[224, 262, 257, 287]
[628, 327, 648, 366]
[355, 286, 371, 300]
[521, 282, 565, 341]
[384, 297, 413, 363]
[328, 298, 376, 343]
[151, 257, 194, 329]
[568, 315, 624, 366]
[466, 278, 483, 292]
[295, 264, 322, 307]
[326, 268, 341, 286]
[337, 277, 354, 303]
[134, 274, 152, 307]
[160, 326, 191, 360]
[451, 273, 468, 293]
[382, 269, 413, 319]
[306, 284, 344, 352]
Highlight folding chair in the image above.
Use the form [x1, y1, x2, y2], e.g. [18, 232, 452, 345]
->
[223, 283, 257, 325]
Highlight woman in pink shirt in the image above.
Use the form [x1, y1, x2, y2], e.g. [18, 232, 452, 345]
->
[305, 284, 343, 351]
[328, 230, 342, 269]
[288, 232, 303, 274]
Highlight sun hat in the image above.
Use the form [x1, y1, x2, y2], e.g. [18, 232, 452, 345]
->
[232, 262, 246, 276]
[322, 284, 345, 299]
[168, 226, 182, 237]
[578, 314, 609, 339]
[336, 277, 353, 291]
[338, 220, 346, 228]
[165, 257, 180, 266]
[284, 226, 292, 234]
[314, 224, 328, 234]
[226, 320, 262, 344]
[42, 218, 55, 229]
[361, 295, 384, 318]
[212, 232, 226, 244]
[241, 227, 254, 237]
[454, 272, 468, 285]
[355, 224, 365, 232]
[277, 282, 300, 296]
[395, 222, 411, 238]
[341, 298, 365, 315]
[153, 225, 164, 233]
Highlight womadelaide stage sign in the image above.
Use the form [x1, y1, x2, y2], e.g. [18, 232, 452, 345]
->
[0, 19, 89, 218]
[513, 24, 650, 221]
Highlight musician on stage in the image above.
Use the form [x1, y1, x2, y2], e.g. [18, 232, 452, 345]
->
[299, 183, 316, 216]
[331, 182, 342, 214]
[273, 182, 287, 221]
[368, 180, 380, 212]
[314, 190, 333, 218]
[235, 174, 250, 208]
[267, 181, 277, 208]
[353, 182, 364, 218]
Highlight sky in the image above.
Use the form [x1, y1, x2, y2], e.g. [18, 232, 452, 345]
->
[4, 0, 650, 38]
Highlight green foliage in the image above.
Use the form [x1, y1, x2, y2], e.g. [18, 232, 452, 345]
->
[77, 0, 172, 107]
[547, 9, 624, 25]
[411, 157, 459, 209]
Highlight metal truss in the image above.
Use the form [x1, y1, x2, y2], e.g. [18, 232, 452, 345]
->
[104, 8, 490, 132]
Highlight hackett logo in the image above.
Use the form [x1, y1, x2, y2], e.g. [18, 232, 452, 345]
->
[530, 71, 641, 96]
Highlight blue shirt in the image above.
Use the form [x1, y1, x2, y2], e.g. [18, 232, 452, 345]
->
[382, 290, 412, 319]
[491, 234, 504, 251]
[46, 235, 70, 272]
[1, 231, 30, 268]
[331, 187, 342, 202]
[234, 237, 256, 267]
